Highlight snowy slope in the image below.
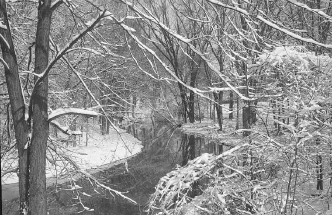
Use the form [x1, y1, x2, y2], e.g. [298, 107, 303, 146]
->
[1, 128, 142, 184]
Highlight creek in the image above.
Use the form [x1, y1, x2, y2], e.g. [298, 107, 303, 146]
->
[2, 119, 222, 215]
[60, 118, 223, 215]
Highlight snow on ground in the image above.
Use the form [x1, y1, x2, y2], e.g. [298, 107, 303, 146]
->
[1, 128, 142, 184]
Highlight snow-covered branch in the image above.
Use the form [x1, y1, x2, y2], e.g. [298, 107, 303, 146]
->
[148, 143, 249, 212]
[34, 10, 106, 86]
[0, 56, 9, 70]
[51, 0, 63, 12]
[209, 86, 255, 92]
[66, 47, 105, 56]
[287, 0, 332, 22]
[19, 70, 43, 77]
[49, 120, 82, 135]
[27, 10, 107, 125]
[78, 169, 137, 205]
[117, 1, 254, 101]
[257, 15, 332, 49]
[0, 33, 10, 49]
[1, 167, 18, 178]
[0, 21, 7, 29]
[206, 0, 250, 16]
[61, 56, 122, 135]
[48, 108, 100, 122]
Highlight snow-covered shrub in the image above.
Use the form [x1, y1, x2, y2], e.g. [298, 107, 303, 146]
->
[147, 46, 332, 215]
[147, 144, 277, 214]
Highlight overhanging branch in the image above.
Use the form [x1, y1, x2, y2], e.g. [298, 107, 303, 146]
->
[48, 108, 100, 122]
[28, 10, 107, 124]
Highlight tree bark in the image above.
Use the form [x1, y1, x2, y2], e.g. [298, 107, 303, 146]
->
[236, 96, 240, 130]
[178, 83, 188, 123]
[197, 94, 201, 122]
[316, 138, 323, 191]
[229, 91, 234, 119]
[213, 92, 223, 131]
[132, 95, 136, 118]
[188, 60, 198, 123]
[188, 91, 196, 123]
[29, 1, 52, 214]
[100, 97, 107, 135]
[0, 1, 30, 213]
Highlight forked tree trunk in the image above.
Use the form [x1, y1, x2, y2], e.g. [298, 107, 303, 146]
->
[29, 1, 52, 214]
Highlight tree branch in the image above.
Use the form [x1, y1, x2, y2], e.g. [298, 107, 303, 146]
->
[287, 0, 332, 22]
[51, 0, 63, 12]
[27, 10, 106, 124]
[0, 56, 9, 69]
[48, 108, 100, 122]
[257, 15, 332, 49]
[50, 120, 82, 135]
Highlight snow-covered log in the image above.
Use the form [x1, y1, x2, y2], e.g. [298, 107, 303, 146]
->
[48, 108, 100, 122]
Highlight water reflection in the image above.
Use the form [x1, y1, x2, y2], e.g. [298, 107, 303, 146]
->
[73, 120, 225, 215]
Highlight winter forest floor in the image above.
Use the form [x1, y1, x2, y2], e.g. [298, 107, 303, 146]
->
[180, 116, 332, 215]
[2, 127, 142, 185]
[2, 120, 179, 215]
[2, 126, 143, 213]
[2, 111, 332, 214]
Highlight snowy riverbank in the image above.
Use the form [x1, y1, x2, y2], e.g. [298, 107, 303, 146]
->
[1, 128, 142, 185]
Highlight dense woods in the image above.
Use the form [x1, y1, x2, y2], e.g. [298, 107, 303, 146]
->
[1, 0, 331, 214]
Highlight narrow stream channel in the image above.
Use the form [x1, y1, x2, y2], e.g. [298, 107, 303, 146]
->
[3, 119, 221, 215]
[63, 119, 221, 215]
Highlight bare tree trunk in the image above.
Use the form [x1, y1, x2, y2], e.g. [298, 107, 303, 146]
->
[82, 92, 88, 146]
[197, 94, 201, 122]
[272, 99, 277, 128]
[188, 90, 195, 123]
[316, 138, 323, 191]
[0, 1, 30, 213]
[69, 117, 77, 146]
[209, 95, 213, 120]
[229, 91, 234, 119]
[29, 1, 52, 214]
[213, 92, 223, 131]
[277, 99, 281, 134]
[314, 1, 331, 192]
[106, 116, 110, 135]
[236, 96, 240, 130]
[100, 97, 107, 135]
[132, 95, 137, 118]
[188, 67, 198, 123]
[179, 84, 188, 123]
[86, 117, 89, 146]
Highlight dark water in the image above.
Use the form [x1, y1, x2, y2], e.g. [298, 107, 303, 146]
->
[64, 119, 222, 215]
[4, 119, 221, 215]
[70, 119, 223, 215]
